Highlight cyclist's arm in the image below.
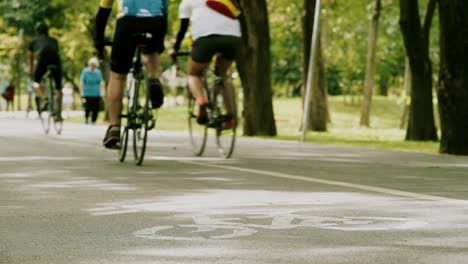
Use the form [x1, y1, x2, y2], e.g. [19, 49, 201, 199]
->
[95, 1, 113, 46]
[173, 19, 190, 51]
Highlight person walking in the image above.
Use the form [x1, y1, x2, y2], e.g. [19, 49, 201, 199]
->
[2, 80, 15, 112]
[80, 58, 104, 125]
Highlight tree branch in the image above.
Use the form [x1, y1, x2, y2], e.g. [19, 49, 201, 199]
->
[423, 0, 437, 42]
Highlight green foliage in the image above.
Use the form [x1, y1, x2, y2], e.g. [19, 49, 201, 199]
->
[268, 0, 303, 96]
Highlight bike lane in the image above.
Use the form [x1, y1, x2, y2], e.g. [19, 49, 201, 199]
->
[1, 118, 468, 264]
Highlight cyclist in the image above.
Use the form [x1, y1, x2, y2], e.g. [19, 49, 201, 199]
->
[96, 0, 168, 149]
[169, 0, 241, 128]
[28, 22, 63, 119]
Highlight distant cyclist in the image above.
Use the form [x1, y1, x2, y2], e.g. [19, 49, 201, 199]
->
[28, 22, 63, 119]
[96, 0, 168, 149]
[170, 0, 241, 128]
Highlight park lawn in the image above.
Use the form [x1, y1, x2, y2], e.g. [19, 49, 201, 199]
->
[67, 96, 439, 154]
[270, 96, 439, 153]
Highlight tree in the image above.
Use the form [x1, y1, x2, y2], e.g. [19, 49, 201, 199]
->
[302, 0, 328, 132]
[360, 0, 382, 127]
[237, 0, 277, 136]
[437, 0, 468, 155]
[399, 0, 438, 141]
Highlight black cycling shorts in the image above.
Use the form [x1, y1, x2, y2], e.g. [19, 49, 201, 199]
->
[191, 35, 241, 64]
[111, 16, 167, 74]
[34, 57, 62, 90]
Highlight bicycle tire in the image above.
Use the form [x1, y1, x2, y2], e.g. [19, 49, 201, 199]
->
[132, 78, 150, 166]
[187, 94, 208, 156]
[47, 74, 63, 135]
[54, 118, 63, 135]
[214, 80, 237, 158]
[119, 77, 134, 162]
[40, 110, 51, 134]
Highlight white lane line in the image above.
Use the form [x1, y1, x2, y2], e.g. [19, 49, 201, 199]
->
[179, 160, 468, 205]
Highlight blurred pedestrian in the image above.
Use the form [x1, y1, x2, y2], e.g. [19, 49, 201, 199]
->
[80, 58, 104, 125]
[2, 80, 15, 112]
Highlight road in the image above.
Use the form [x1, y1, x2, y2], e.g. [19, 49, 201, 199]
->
[1, 117, 468, 264]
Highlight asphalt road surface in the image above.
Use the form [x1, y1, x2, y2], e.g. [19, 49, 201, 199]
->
[1, 116, 468, 264]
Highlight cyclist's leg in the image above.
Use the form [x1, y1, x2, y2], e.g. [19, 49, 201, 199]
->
[188, 60, 210, 105]
[107, 72, 127, 126]
[142, 16, 167, 109]
[216, 35, 241, 116]
[33, 60, 47, 100]
[108, 17, 136, 127]
[143, 52, 161, 78]
[190, 36, 217, 105]
[143, 52, 164, 109]
[214, 57, 235, 114]
[53, 64, 63, 116]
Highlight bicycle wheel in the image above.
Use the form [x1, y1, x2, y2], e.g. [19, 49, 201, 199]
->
[39, 109, 51, 134]
[214, 80, 237, 158]
[47, 76, 63, 135]
[119, 79, 132, 162]
[187, 94, 208, 156]
[132, 78, 150, 166]
[54, 117, 63, 135]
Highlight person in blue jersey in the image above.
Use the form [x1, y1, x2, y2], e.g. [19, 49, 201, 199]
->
[95, 0, 169, 149]
[80, 58, 105, 125]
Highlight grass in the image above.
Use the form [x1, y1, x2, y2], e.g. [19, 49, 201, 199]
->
[66, 95, 440, 154]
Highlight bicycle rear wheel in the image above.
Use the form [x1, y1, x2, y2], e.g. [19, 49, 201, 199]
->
[214, 81, 237, 158]
[188, 94, 208, 156]
[54, 118, 63, 135]
[119, 79, 132, 162]
[39, 110, 51, 134]
[132, 78, 150, 166]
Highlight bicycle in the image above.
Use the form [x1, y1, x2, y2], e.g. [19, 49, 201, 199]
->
[39, 65, 63, 135]
[117, 33, 157, 166]
[173, 52, 238, 158]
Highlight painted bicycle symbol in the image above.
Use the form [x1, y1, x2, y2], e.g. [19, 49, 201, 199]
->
[133, 211, 428, 241]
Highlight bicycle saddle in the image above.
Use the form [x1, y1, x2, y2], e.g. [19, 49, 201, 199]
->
[133, 32, 153, 47]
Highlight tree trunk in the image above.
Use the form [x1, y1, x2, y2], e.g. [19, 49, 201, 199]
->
[399, 0, 438, 141]
[400, 57, 411, 129]
[302, 0, 328, 132]
[322, 0, 332, 123]
[237, 0, 277, 136]
[360, 0, 382, 127]
[378, 78, 389, 96]
[437, 0, 468, 155]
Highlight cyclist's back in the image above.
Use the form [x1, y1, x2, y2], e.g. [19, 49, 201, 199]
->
[100, 0, 168, 18]
[178, 0, 241, 41]
[29, 35, 60, 62]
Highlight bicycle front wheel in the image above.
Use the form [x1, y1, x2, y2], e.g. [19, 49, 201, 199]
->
[188, 94, 207, 156]
[132, 79, 150, 166]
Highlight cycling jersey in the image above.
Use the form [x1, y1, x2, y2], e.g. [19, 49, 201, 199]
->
[29, 35, 60, 61]
[179, 0, 241, 41]
[100, 0, 169, 18]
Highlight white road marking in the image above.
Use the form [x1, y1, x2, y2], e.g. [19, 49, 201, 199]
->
[133, 213, 428, 241]
[179, 160, 468, 205]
